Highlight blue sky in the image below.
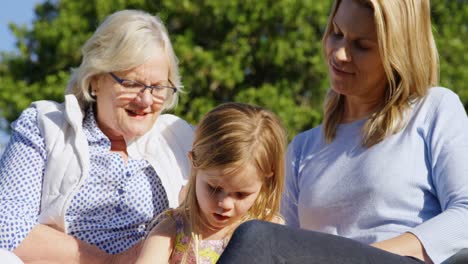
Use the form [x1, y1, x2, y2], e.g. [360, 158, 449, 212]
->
[1, 1, 40, 53]
[0, 1, 40, 145]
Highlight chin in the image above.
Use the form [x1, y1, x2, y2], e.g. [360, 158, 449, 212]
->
[330, 83, 351, 96]
[123, 126, 153, 140]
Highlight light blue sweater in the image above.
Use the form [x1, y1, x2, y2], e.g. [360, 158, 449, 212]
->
[281, 87, 468, 264]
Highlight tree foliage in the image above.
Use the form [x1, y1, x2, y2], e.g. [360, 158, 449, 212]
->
[0, 0, 466, 139]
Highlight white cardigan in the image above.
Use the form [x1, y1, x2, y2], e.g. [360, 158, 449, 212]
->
[33, 95, 194, 232]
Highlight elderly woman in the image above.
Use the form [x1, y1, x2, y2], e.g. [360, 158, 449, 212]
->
[218, 0, 468, 264]
[0, 10, 193, 263]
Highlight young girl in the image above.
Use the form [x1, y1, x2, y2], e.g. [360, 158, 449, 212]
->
[135, 102, 287, 264]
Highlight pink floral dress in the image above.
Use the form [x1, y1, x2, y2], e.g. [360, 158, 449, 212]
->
[169, 212, 228, 264]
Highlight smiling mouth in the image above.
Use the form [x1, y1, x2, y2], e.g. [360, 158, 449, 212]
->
[331, 63, 353, 75]
[125, 109, 149, 117]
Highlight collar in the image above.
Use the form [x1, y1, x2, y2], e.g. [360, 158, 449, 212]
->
[82, 105, 111, 149]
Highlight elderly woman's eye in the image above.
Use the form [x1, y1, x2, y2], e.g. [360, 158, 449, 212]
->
[122, 80, 142, 88]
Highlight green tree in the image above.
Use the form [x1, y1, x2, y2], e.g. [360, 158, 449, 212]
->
[1, 0, 467, 140]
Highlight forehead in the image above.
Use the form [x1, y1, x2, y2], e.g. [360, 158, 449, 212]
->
[334, 0, 376, 39]
[119, 48, 170, 82]
[198, 163, 263, 191]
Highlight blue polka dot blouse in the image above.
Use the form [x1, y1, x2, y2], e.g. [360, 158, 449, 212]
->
[0, 106, 169, 254]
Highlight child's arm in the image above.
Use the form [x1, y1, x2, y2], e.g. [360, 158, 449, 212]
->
[135, 216, 177, 264]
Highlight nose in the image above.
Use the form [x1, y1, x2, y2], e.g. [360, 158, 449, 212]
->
[217, 192, 234, 210]
[133, 89, 153, 107]
[335, 45, 351, 62]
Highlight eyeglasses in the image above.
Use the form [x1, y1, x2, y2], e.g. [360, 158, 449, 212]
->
[109, 72, 178, 96]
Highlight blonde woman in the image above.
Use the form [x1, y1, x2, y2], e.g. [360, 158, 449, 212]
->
[219, 0, 468, 264]
[136, 102, 287, 264]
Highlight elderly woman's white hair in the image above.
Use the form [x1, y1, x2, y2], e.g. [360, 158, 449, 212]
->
[66, 9, 182, 111]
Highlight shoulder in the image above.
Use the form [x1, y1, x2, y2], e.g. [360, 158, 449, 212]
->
[423, 87, 462, 108]
[153, 114, 194, 154]
[156, 114, 193, 130]
[32, 95, 84, 126]
[138, 210, 178, 263]
[426, 86, 457, 97]
[293, 125, 323, 143]
[155, 114, 194, 138]
[288, 125, 324, 157]
[31, 99, 65, 115]
[415, 87, 466, 120]
[11, 104, 42, 134]
[149, 213, 178, 238]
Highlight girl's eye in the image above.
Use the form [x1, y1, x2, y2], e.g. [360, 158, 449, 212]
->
[235, 192, 247, 199]
[208, 184, 220, 193]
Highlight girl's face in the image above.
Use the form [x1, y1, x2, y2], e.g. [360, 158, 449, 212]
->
[195, 163, 263, 234]
[325, 0, 387, 104]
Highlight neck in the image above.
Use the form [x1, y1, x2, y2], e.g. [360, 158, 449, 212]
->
[109, 136, 127, 152]
[342, 95, 383, 123]
[105, 134, 128, 161]
[95, 114, 129, 161]
[199, 219, 240, 240]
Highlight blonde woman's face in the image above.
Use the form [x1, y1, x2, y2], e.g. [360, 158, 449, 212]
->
[326, 0, 387, 103]
[195, 163, 263, 234]
[92, 49, 170, 142]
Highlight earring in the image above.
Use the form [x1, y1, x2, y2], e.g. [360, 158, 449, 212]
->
[91, 90, 96, 97]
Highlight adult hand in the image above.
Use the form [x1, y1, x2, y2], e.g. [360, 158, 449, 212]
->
[13, 224, 142, 264]
[106, 241, 143, 264]
[371, 232, 433, 264]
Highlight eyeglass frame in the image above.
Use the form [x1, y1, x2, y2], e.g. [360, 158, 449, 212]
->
[109, 72, 178, 95]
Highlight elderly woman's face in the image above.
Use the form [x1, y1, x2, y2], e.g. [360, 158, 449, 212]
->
[92, 49, 170, 142]
[325, 0, 387, 103]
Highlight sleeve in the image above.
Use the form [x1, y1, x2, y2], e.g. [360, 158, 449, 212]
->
[0, 106, 46, 250]
[410, 90, 468, 263]
[280, 138, 301, 228]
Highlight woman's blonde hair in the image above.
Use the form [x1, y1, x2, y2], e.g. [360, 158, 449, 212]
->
[176, 102, 286, 261]
[66, 9, 182, 111]
[322, 0, 439, 147]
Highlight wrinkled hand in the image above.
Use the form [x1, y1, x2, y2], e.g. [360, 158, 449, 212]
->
[106, 241, 143, 264]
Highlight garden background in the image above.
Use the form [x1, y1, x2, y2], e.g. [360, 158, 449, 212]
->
[0, 0, 466, 153]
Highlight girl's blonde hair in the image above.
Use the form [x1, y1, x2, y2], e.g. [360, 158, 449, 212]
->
[177, 102, 287, 261]
[66, 9, 182, 111]
[322, 0, 439, 147]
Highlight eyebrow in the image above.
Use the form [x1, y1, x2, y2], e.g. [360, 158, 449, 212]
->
[121, 74, 171, 86]
[332, 21, 376, 42]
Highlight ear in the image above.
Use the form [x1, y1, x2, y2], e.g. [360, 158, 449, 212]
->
[90, 75, 101, 96]
[187, 151, 196, 169]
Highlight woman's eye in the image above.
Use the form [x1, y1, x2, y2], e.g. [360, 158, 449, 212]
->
[122, 80, 142, 88]
[355, 42, 370, 50]
[331, 27, 343, 37]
